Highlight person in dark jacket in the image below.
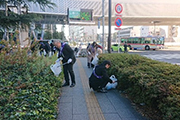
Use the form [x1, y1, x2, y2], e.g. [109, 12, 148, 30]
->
[124, 41, 128, 53]
[89, 60, 114, 93]
[50, 40, 56, 55]
[53, 41, 76, 87]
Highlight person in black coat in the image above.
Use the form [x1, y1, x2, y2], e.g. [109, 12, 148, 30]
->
[124, 41, 128, 53]
[50, 40, 56, 55]
[53, 41, 76, 87]
[89, 60, 114, 93]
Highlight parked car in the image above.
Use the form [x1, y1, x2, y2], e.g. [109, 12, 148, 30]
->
[111, 44, 129, 52]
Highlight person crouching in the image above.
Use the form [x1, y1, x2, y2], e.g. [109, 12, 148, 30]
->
[89, 60, 115, 93]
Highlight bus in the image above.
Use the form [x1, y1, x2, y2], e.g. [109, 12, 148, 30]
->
[120, 37, 159, 50]
[156, 37, 165, 49]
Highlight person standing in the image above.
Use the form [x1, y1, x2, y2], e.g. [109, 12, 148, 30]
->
[50, 40, 56, 56]
[89, 60, 115, 93]
[124, 41, 128, 53]
[53, 41, 76, 87]
[87, 42, 97, 68]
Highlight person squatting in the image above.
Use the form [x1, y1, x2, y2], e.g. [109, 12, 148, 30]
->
[89, 60, 116, 93]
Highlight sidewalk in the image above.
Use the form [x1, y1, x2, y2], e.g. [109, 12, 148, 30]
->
[57, 57, 147, 120]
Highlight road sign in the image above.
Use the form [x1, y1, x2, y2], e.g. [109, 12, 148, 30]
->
[115, 17, 123, 28]
[115, 3, 123, 14]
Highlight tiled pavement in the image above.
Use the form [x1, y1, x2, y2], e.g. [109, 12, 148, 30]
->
[57, 57, 147, 120]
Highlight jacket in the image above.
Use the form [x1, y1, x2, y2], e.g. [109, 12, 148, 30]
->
[58, 43, 76, 64]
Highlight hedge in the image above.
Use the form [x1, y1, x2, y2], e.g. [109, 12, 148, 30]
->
[0, 50, 63, 120]
[98, 53, 180, 120]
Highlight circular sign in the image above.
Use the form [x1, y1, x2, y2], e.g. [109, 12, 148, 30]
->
[115, 3, 123, 14]
[115, 17, 123, 27]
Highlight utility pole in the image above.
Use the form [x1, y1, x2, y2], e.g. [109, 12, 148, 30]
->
[108, 0, 111, 53]
[3, 0, 9, 41]
[102, 0, 105, 52]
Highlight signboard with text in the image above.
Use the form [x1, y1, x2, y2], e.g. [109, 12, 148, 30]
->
[68, 8, 94, 24]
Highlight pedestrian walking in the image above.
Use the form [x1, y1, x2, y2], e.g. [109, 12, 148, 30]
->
[53, 41, 76, 87]
[89, 60, 115, 93]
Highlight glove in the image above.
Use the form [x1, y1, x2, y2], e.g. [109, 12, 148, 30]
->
[56, 57, 63, 63]
[59, 57, 63, 60]
[88, 51, 91, 55]
[67, 58, 72, 64]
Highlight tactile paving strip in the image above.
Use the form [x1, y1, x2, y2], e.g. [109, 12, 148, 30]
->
[77, 59, 105, 120]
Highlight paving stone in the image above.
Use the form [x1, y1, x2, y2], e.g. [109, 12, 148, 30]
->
[103, 113, 122, 120]
[58, 58, 148, 120]
[57, 102, 73, 120]
[73, 114, 89, 120]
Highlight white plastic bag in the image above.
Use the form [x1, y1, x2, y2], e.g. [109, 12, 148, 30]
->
[105, 75, 118, 90]
[50, 62, 62, 76]
[91, 54, 99, 66]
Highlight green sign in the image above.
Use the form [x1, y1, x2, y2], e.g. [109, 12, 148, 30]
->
[68, 8, 93, 22]
[80, 9, 91, 21]
[69, 9, 80, 19]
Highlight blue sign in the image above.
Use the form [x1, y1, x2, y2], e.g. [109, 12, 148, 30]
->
[115, 17, 123, 27]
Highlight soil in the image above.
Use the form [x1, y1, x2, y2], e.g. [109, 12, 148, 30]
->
[121, 92, 162, 120]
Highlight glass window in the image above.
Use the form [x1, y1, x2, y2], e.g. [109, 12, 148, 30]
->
[145, 40, 150, 44]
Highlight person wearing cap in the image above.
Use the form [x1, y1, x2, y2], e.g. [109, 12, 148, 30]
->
[89, 60, 115, 93]
[53, 41, 76, 87]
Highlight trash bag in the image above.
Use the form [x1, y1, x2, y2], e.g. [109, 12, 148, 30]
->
[91, 54, 99, 66]
[105, 75, 118, 90]
[50, 61, 62, 76]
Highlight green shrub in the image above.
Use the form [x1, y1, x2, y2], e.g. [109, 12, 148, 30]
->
[98, 53, 180, 120]
[0, 50, 63, 120]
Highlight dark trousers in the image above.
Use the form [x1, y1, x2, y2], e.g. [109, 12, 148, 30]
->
[89, 77, 109, 91]
[63, 63, 75, 84]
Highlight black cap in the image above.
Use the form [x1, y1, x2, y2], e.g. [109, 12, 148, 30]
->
[102, 60, 111, 66]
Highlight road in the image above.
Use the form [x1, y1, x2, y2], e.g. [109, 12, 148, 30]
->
[128, 49, 180, 65]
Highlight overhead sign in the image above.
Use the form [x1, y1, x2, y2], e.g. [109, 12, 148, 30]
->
[115, 3, 123, 14]
[68, 8, 93, 23]
[69, 8, 81, 19]
[115, 17, 123, 28]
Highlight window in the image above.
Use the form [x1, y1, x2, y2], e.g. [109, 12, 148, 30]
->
[145, 40, 150, 44]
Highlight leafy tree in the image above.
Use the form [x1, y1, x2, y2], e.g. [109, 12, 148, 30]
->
[53, 31, 61, 39]
[44, 30, 52, 40]
[59, 31, 65, 40]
